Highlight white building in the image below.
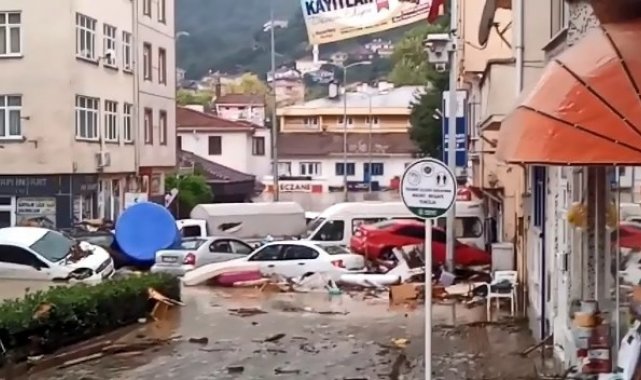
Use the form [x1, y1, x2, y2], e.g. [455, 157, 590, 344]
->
[0, 0, 176, 228]
[177, 107, 271, 179]
[269, 86, 422, 193]
[214, 94, 266, 127]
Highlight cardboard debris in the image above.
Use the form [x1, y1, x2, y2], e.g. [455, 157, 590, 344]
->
[389, 283, 423, 306]
[148, 288, 184, 321]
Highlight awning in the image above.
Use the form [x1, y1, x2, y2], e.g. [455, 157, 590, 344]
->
[497, 19, 641, 165]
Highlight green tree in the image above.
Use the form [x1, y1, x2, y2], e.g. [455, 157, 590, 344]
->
[389, 23, 449, 156]
[165, 174, 213, 217]
[176, 89, 213, 106]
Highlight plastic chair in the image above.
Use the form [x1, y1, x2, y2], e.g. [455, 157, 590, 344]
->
[483, 270, 518, 317]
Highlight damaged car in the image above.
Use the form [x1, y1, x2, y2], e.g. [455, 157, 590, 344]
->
[0, 227, 115, 282]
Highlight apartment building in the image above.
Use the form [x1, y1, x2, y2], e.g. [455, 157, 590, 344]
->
[0, 0, 176, 228]
[267, 85, 421, 193]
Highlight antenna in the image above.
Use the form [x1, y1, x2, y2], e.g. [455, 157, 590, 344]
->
[478, 0, 497, 47]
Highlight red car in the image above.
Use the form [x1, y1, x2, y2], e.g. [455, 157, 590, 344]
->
[350, 219, 491, 267]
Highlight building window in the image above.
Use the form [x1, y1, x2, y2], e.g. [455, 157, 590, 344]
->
[533, 166, 546, 228]
[335, 162, 355, 176]
[75, 95, 99, 140]
[551, 0, 570, 36]
[143, 0, 152, 16]
[75, 13, 96, 60]
[300, 162, 321, 176]
[144, 108, 153, 144]
[338, 116, 354, 127]
[208, 136, 222, 155]
[143, 43, 152, 81]
[104, 100, 118, 142]
[303, 117, 318, 127]
[252, 136, 265, 156]
[0, 95, 22, 138]
[102, 24, 117, 67]
[159, 110, 167, 145]
[365, 162, 384, 176]
[123, 103, 133, 142]
[365, 116, 380, 126]
[158, 48, 167, 84]
[278, 162, 292, 176]
[122, 31, 133, 71]
[0, 12, 21, 56]
[177, 135, 182, 149]
[158, 0, 167, 23]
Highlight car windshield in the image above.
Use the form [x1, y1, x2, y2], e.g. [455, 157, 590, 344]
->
[179, 238, 207, 250]
[305, 217, 325, 238]
[29, 231, 74, 262]
[317, 244, 350, 255]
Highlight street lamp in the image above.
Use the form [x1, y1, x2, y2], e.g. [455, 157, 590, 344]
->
[342, 60, 372, 202]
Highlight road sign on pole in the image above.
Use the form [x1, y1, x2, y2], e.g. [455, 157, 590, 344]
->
[400, 157, 457, 380]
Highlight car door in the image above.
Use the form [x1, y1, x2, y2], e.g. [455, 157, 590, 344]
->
[227, 239, 254, 260]
[281, 244, 322, 277]
[0, 244, 53, 281]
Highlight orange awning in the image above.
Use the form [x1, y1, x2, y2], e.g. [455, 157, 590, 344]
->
[497, 19, 641, 165]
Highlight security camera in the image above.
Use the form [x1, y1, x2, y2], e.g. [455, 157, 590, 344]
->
[434, 63, 448, 73]
[424, 33, 452, 64]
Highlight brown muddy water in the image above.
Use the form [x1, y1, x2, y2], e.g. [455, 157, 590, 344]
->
[28, 286, 539, 380]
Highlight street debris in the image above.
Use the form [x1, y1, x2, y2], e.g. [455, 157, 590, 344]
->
[227, 365, 245, 374]
[188, 337, 209, 345]
[228, 307, 268, 317]
[263, 333, 286, 343]
[274, 367, 301, 375]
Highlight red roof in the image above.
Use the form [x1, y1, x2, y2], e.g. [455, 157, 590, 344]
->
[216, 94, 265, 105]
[176, 107, 256, 132]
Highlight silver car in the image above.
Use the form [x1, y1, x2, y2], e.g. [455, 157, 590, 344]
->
[150, 236, 254, 276]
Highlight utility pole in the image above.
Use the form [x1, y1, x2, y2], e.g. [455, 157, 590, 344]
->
[269, 2, 279, 201]
[445, 0, 458, 273]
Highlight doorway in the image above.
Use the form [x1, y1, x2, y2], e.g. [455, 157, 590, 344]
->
[0, 197, 16, 227]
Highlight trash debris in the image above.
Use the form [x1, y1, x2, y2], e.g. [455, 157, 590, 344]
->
[389, 283, 423, 306]
[32, 303, 54, 320]
[228, 307, 268, 317]
[392, 338, 409, 348]
[275, 367, 301, 375]
[264, 333, 286, 343]
[188, 337, 209, 345]
[227, 365, 245, 374]
[148, 288, 184, 321]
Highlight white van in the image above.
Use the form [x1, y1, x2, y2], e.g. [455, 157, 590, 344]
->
[304, 201, 486, 248]
[177, 202, 307, 241]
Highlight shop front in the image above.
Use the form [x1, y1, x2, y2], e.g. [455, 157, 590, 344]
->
[497, 18, 641, 375]
[0, 174, 99, 229]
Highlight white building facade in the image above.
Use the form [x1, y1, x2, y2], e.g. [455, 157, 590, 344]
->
[176, 107, 271, 179]
[0, 0, 176, 228]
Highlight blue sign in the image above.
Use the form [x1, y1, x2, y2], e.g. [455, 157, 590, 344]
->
[441, 91, 468, 168]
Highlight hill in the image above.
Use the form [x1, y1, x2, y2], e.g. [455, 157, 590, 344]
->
[176, 0, 414, 79]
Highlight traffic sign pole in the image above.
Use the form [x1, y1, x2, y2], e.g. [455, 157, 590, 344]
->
[424, 217, 432, 379]
[400, 158, 457, 380]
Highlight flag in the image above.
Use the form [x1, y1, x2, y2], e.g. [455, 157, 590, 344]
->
[427, 0, 446, 23]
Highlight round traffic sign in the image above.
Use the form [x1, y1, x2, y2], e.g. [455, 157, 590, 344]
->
[400, 158, 457, 219]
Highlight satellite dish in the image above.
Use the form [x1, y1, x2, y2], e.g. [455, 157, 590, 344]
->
[478, 0, 497, 46]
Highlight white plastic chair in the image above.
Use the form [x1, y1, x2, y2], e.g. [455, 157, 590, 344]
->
[483, 270, 518, 317]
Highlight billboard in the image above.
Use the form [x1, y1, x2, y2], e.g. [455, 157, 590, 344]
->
[441, 90, 468, 170]
[300, 0, 432, 45]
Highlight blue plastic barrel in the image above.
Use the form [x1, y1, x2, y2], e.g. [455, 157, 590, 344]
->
[115, 202, 180, 266]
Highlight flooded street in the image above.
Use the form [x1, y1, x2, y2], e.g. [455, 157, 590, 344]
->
[32, 287, 538, 380]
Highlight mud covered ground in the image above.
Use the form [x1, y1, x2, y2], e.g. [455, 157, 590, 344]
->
[32, 287, 538, 380]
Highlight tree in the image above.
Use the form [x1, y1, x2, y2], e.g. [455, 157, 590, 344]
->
[165, 174, 213, 217]
[388, 24, 446, 86]
[224, 73, 269, 95]
[176, 89, 213, 106]
[389, 23, 449, 156]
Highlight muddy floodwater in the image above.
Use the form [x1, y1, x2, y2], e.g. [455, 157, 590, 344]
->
[32, 287, 538, 380]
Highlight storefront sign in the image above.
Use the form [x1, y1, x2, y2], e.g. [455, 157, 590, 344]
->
[279, 182, 312, 192]
[72, 175, 99, 193]
[0, 176, 56, 196]
[16, 197, 57, 228]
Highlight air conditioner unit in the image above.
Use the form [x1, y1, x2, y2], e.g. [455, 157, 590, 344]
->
[95, 151, 111, 169]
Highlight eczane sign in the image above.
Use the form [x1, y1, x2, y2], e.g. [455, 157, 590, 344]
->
[279, 182, 312, 192]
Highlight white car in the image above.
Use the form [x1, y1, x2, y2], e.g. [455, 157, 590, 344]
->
[183, 240, 365, 286]
[0, 227, 115, 282]
[150, 236, 254, 276]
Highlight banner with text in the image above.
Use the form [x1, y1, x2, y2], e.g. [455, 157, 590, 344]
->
[301, 0, 432, 45]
